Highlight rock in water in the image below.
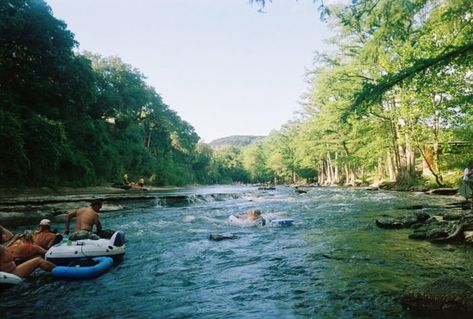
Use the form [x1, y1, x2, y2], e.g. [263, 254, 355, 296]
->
[208, 234, 237, 241]
[401, 278, 473, 317]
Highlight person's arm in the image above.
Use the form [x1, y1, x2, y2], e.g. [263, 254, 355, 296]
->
[45, 234, 56, 249]
[32, 244, 47, 256]
[95, 216, 102, 233]
[64, 210, 77, 234]
[4, 234, 20, 248]
[0, 225, 13, 243]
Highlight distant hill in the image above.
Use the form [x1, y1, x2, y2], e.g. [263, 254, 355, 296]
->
[209, 135, 265, 149]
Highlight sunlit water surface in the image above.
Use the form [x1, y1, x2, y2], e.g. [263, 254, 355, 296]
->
[2, 186, 471, 318]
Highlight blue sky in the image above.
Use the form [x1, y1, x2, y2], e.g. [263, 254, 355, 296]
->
[46, 0, 334, 142]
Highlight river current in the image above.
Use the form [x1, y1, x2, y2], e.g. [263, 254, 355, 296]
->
[1, 185, 472, 318]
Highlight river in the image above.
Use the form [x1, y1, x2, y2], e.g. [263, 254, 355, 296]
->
[1, 185, 471, 318]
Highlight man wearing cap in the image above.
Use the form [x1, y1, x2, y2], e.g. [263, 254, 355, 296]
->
[65, 200, 103, 240]
[33, 219, 58, 250]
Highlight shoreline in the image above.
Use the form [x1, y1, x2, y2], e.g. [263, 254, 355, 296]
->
[0, 185, 180, 198]
[0, 183, 463, 205]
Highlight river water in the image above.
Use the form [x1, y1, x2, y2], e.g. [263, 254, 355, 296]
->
[1, 185, 472, 318]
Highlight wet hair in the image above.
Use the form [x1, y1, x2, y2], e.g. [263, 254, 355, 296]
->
[91, 200, 103, 208]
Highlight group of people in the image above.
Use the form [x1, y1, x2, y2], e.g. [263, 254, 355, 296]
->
[123, 173, 145, 191]
[0, 220, 58, 279]
[0, 199, 105, 280]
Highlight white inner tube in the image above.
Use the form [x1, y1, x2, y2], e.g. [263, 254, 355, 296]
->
[0, 271, 23, 285]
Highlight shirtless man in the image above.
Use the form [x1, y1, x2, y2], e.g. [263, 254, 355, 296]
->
[0, 245, 55, 278]
[33, 219, 58, 249]
[65, 200, 103, 240]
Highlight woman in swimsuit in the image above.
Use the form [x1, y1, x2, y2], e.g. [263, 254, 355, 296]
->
[0, 245, 55, 278]
[7, 230, 47, 264]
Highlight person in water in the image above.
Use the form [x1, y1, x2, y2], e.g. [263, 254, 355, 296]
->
[7, 230, 47, 264]
[65, 200, 103, 240]
[34, 219, 60, 250]
[0, 245, 55, 278]
[234, 209, 262, 221]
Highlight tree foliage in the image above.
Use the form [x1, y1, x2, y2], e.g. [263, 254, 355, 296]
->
[239, 0, 473, 187]
[2, 0, 472, 188]
[0, 0, 214, 187]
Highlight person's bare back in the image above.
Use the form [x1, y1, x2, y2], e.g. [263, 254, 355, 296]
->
[73, 207, 99, 231]
[33, 219, 57, 249]
[65, 200, 102, 235]
[34, 231, 56, 249]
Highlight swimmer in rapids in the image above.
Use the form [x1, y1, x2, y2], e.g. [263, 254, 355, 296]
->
[233, 209, 262, 221]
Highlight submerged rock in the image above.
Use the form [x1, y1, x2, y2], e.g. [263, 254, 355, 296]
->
[402, 278, 473, 317]
[400, 204, 426, 210]
[425, 188, 459, 196]
[443, 211, 465, 221]
[208, 234, 238, 241]
[376, 216, 416, 229]
[375, 212, 431, 229]
[408, 218, 451, 240]
[428, 214, 473, 242]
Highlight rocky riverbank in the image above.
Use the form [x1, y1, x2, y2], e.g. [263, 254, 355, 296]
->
[0, 185, 252, 226]
[0, 186, 175, 226]
[375, 196, 473, 316]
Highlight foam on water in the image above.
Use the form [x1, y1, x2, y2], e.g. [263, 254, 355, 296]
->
[1, 185, 468, 318]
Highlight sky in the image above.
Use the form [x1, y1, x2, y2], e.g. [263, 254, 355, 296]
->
[46, 0, 335, 143]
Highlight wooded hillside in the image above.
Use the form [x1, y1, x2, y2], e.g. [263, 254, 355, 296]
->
[209, 135, 264, 150]
[0, 0, 205, 187]
[1, 0, 471, 189]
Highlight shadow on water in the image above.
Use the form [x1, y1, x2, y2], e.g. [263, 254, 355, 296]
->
[1, 185, 471, 318]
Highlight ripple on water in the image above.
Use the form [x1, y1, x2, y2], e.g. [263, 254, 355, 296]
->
[2, 186, 471, 318]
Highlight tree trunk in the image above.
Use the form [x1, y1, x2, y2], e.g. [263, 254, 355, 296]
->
[334, 152, 339, 184]
[378, 157, 385, 181]
[326, 153, 333, 185]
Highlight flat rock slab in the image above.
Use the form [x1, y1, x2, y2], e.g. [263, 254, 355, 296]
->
[0, 194, 156, 206]
[375, 212, 430, 229]
[426, 188, 459, 196]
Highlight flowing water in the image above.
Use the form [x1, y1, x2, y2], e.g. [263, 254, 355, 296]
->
[1, 185, 472, 318]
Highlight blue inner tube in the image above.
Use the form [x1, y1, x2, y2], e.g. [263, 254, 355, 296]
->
[270, 219, 294, 227]
[52, 256, 113, 279]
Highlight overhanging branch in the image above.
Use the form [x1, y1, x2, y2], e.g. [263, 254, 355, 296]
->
[353, 42, 473, 108]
